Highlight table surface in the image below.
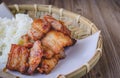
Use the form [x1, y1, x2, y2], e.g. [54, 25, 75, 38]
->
[3, 0, 120, 78]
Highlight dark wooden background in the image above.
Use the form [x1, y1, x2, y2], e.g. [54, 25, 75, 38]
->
[3, 0, 120, 78]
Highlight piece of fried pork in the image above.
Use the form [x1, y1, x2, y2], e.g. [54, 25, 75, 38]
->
[6, 44, 29, 74]
[27, 41, 43, 75]
[42, 46, 54, 59]
[28, 19, 51, 41]
[43, 46, 65, 59]
[37, 57, 58, 74]
[37, 50, 65, 74]
[44, 15, 71, 36]
[41, 30, 73, 54]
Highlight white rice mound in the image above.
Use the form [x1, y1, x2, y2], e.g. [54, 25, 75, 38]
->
[0, 14, 33, 64]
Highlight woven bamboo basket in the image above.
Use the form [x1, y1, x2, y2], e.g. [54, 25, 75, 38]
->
[7, 4, 103, 78]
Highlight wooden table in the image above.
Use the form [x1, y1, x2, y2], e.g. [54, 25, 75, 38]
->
[3, 0, 120, 78]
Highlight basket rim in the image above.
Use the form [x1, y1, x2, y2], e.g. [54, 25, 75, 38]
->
[8, 4, 103, 78]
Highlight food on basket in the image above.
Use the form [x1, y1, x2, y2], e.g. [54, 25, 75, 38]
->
[6, 44, 29, 74]
[28, 18, 51, 41]
[44, 15, 71, 36]
[27, 41, 43, 75]
[41, 30, 73, 54]
[37, 57, 58, 74]
[6, 15, 76, 75]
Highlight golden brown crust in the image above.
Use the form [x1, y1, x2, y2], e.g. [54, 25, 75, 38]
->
[37, 50, 65, 74]
[54, 49, 66, 60]
[27, 41, 43, 75]
[6, 44, 29, 73]
[21, 34, 33, 48]
[44, 15, 71, 36]
[28, 19, 51, 41]
[32, 19, 51, 34]
[28, 27, 44, 41]
[41, 30, 73, 54]
[37, 58, 58, 74]
[43, 46, 54, 59]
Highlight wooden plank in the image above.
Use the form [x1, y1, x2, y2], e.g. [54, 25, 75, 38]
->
[86, 0, 120, 78]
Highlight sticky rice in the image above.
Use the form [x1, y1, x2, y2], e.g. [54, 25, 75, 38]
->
[0, 14, 33, 64]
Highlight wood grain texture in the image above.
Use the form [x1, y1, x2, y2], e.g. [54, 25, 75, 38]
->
[3, 0, 120, 78]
